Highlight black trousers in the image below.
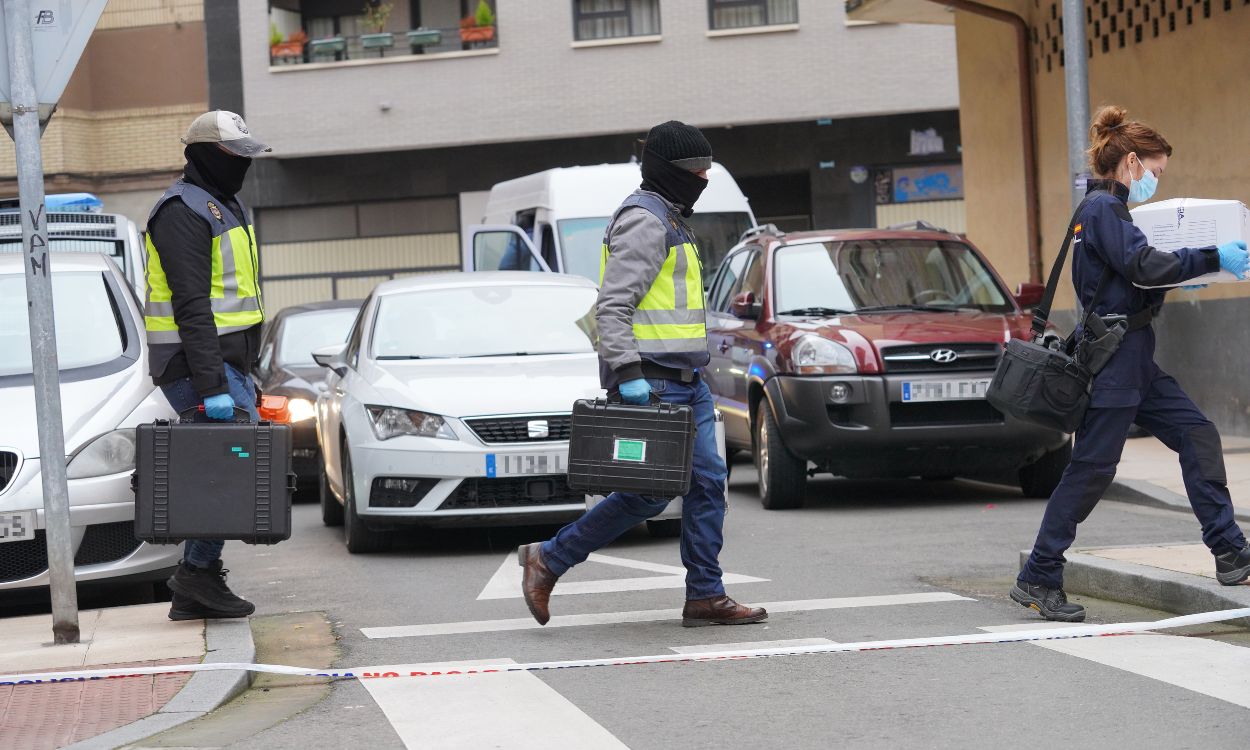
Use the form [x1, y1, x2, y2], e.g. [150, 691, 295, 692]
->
[1019, 363, 1245, 588]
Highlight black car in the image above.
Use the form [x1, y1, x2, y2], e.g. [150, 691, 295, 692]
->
[254, 299, 363, 497]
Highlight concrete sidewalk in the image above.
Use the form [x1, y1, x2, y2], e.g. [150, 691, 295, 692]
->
[1060, 433, 1250, 624]
[0, 604, 254, 750]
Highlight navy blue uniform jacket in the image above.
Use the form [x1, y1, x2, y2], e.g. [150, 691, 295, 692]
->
[1074, 179, 1220, 408]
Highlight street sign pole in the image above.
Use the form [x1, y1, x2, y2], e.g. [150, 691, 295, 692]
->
[4, 0, 78, 643]
[1062, 0, 1090, 210]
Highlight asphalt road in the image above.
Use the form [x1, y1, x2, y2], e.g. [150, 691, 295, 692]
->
[168, 462, 1250, 749]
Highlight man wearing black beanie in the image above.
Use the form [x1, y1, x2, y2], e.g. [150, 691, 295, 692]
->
[519, 121, 767, 628]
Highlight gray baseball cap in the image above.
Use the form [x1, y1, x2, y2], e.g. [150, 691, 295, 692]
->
[182, 110, 271, 157]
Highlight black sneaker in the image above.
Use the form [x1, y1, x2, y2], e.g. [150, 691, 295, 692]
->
[168, 593, 209, 621]
[1010, 581, 1086, 622]
[167, 560, 255, 618]
[1216, 544, 1250, 586]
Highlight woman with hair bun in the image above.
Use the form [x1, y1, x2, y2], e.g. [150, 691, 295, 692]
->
[1012, 106, 1250, 622]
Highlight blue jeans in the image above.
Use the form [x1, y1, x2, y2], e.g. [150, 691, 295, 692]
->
[159, 363, 260, 569]
[542, 376, 729, 600]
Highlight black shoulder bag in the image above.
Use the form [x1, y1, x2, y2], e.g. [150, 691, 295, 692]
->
[987, 195, 1117, 433]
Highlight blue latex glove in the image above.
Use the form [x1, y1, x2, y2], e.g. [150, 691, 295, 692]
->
[1217, 240, 1249, 280]
[1182, 284, 1208, 291]
[618, 378, 651, 405]
[203, 393, 236, 420]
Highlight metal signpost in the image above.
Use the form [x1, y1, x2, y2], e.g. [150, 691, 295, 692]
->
[1062, 0, 1090, 210]
[0, 0, 108, 644]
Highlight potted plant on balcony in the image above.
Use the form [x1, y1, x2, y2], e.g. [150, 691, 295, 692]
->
[360, 0, 395, 56]
[459, 0, 495, 46]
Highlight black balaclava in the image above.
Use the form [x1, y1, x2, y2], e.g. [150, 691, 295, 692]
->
[639, 121, 712, 218]
[185, 143, 252, 198]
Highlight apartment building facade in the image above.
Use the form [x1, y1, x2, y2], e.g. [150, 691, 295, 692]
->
[0, 0, 209, 226]
[208, 0, 963, 311]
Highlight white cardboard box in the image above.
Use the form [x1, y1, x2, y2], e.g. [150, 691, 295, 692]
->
[1130, 198, 1249, 288]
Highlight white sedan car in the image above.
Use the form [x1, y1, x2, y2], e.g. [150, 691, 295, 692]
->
[312, 272, 686, 553]
[0, 253, 181, 595]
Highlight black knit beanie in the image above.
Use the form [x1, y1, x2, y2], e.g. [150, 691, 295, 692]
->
[644, 121, 712, 169]
[640, 121, 712, 217]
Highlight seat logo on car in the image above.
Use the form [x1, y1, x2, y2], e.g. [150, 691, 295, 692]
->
[930, 349, 959, 364]
[527, 420, 550, 439]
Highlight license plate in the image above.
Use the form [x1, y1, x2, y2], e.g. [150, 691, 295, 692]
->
[0, 511, 35, 543]
[487, 453, 565, 477]
[901, 378, 991, 402]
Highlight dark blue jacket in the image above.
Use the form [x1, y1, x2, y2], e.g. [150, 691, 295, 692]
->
[1075, 179, 1220, 408]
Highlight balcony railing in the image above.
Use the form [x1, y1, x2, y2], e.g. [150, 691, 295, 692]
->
[270, 23, 498, 66]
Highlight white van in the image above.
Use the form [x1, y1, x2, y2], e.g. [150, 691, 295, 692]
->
[463, 162, 756, 283]
[0, 193, 145, 300]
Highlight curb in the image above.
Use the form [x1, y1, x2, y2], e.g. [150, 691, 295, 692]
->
[1019, 548, 1250, 630]
[63, 618, 256, 750]
[1106, 477, 1250, 524]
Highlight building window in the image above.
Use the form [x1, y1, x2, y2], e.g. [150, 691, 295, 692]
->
[707, 0, 797, 30]
[574, 0, 661, 41]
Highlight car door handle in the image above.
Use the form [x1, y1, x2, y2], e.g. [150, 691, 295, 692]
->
[718, 341, 731, 353]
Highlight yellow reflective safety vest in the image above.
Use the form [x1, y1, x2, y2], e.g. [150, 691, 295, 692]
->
[599, 192, 708, 367]
[144, 181, 264, 348]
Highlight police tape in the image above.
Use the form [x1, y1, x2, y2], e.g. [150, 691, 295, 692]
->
[4, 606, 1249, 686]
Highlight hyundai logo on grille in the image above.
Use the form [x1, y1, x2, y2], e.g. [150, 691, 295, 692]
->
[527, 420, 549, 439]
[930, 349, 959, 364]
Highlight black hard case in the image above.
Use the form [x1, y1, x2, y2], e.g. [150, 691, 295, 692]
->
[566, 398, 696, 498]
[133, 412, 294, 544]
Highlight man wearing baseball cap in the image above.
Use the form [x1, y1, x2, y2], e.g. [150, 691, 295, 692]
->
[519, 121, 767, 628]
[144, 111, 270, 621]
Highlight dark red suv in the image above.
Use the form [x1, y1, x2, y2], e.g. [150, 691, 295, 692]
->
[703, 224, 1070, 509]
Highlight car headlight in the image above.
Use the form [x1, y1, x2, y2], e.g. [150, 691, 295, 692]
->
[792, 336, 857, 375]
[287, 397, 317, 423]
[365, 406, 458, 441]
[66, 429, 136, 479]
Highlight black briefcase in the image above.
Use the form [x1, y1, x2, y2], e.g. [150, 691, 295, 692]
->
[566, 398, 696, 498]
[133, 408, 295, 544]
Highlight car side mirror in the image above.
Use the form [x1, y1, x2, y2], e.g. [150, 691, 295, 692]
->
[730, 291, 761, 320]
[1014, 282, 1044, 309]
[312, 343, 349, 377]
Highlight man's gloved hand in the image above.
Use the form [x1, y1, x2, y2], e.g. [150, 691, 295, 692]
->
[618, 378, 652, 405]
[1182, 284, 1209, 291]
[203, 393, 236, 420]
[1217, 240, 1249, 280]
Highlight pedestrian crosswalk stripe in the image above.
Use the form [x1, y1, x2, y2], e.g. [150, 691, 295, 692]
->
[361, 592, 974, 639]
[358, 659, 628, 750]
[476, 551, 769, 600]
[980, 623, 1250, 709]
[670, 637, 837, 655]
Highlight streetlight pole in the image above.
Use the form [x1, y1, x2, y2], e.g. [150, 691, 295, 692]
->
[4, 0, 80, 644]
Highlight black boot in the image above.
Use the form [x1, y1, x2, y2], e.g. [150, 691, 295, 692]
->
[167, 560, 255, 618]
[1010, 581, 1086, 622]
[1216, 544, 1250, 586]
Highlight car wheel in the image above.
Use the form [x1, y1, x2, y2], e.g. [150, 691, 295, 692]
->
[320, 468, 344, 527]
[646, 518, 682, 538]
[1019, 440, 1073, 499]
[754, 400, 806, 510]
[342, 443, 390, 553]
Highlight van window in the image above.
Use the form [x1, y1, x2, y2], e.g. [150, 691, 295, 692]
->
[557, 217, 610, 282]
[684, 212, 754, 271]
[474, 231, 542, 272]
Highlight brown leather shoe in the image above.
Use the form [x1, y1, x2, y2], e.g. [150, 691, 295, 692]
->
[518, 543, 558, 625]
[681, 596, 768, 627]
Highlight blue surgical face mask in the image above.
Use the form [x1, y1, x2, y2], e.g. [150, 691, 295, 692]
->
[1129, 157, 1158, 202]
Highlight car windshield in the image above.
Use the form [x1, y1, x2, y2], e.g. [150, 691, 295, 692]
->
[0, 271, 125, 377]
[557, 211, 754, 284]
[773, 240, 1013, 314]
[278, 308, 360, 366]
[371, 284, 597, 359]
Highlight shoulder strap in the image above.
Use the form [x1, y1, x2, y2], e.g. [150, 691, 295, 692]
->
[1031, 193, 1099, 338]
